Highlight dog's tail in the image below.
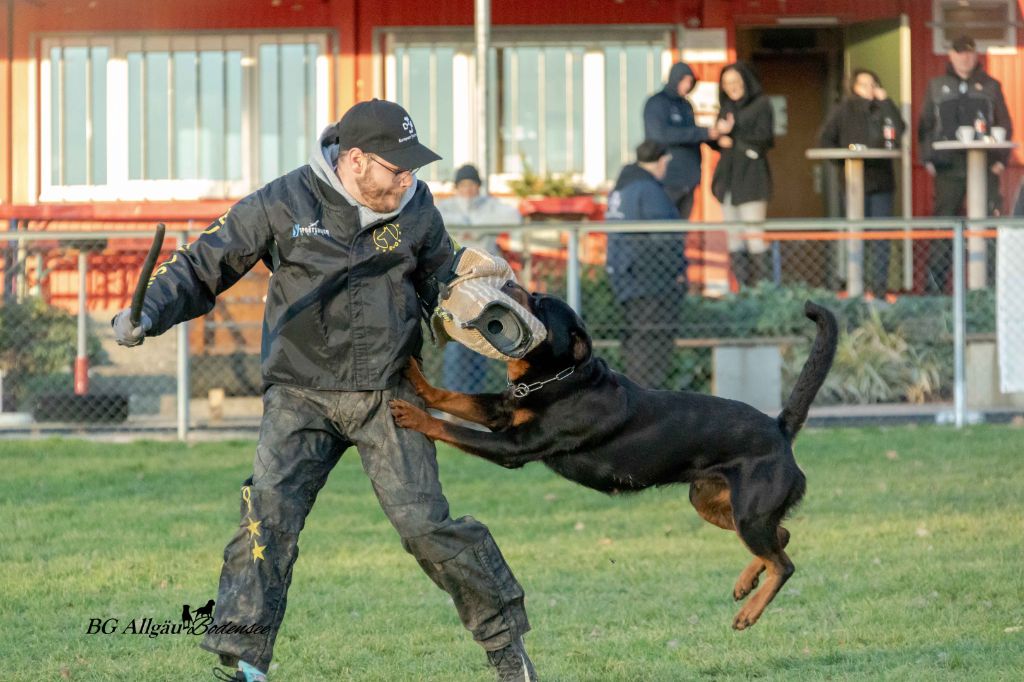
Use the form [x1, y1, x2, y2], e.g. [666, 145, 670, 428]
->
[777, 301, 838, 442]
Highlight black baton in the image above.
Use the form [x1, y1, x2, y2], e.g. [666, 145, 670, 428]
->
[130, 223, 166, 327]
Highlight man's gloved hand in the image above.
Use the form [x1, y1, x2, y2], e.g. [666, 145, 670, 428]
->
[111, 309, 152, 347]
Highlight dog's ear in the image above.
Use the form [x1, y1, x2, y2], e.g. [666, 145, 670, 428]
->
[571, 328, 592, 363]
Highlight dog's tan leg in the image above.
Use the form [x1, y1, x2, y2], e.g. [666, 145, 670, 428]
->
[404, 359, 509, 428]
[690, 479, 779, 602]
[733, 527, 790, 601]
[732, 549, 794, 630]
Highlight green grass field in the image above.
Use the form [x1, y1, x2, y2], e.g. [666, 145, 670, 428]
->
[1, 425, 1022, 681]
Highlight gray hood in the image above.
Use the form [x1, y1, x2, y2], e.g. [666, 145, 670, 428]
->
[309, 126, 417, 228]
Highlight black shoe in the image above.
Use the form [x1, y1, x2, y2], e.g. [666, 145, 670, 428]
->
[487, 637, 538, 682]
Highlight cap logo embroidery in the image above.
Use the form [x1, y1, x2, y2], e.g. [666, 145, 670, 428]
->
[398, 116, 417, 143]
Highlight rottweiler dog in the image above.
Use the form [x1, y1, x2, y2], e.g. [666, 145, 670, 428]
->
[390, 285, 837, 630]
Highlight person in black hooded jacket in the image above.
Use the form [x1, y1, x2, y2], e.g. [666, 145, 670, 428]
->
[643, 62, 722, 219]
[820, 68, 906, 296]
[711, 62, 774, 288]
[605, 140, 686, 389]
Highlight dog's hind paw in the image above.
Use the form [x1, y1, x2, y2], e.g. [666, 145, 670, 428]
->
[733, 575, 759, 601]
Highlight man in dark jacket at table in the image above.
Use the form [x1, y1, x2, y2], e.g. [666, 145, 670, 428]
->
[644, 62, 721, 219]
[918, 34, 1013, 292]
[605, 140, 687, 389]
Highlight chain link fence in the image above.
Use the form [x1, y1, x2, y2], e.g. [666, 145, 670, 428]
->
[1, 218, 1022, 437]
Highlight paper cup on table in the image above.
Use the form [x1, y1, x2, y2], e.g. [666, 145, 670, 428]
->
[992, 127, 1007, 142]
[956, 126, 975, 142]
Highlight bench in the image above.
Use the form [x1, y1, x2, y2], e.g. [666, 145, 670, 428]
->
[592, 336, 804, 412]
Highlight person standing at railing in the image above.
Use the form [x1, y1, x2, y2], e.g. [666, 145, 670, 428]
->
[436, 164, 522, 394]
[643, 62, 722, 219]
[819, 68, 906, 298]
[918, 34, 1013, 293]
[109, 100, 536, 682]
[605, 140, 686, 389]
[710, 62, 774, 288]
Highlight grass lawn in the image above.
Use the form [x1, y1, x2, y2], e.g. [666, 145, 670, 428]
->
[1, 425, 1023, 681]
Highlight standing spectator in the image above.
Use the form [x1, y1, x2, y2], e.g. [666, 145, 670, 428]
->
[711, 62, 774, 288]
[111, 100, 536, 682]
[605, 140, 686, 389]
[644, 62, 722, 219]
[436, 164, 522, 393]
[820, 68, 906, 297]
[918, 34, 1013, 293]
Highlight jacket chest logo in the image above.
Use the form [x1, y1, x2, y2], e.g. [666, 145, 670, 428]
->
[373, 223, 402, 252]
[671, 111, 683, 123]
[291, 220, 330, 239]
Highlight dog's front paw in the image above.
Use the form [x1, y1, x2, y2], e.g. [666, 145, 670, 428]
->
[389, 399, 430, 432]
[404, 359, 435, 400]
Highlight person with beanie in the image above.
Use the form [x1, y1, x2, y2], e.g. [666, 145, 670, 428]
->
[643, 62, 723, 219]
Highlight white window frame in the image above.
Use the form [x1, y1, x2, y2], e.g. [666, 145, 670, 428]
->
[931, 0, 1018, 55]
[39, 32, 331, 202]
[379, 26, 672, 192]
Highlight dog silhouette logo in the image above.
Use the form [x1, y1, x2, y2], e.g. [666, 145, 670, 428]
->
[181, 604, 193, 626]
[193, 599, 215, 619]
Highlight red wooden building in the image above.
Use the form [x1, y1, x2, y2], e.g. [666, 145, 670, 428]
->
[2, 0, 1023, 322]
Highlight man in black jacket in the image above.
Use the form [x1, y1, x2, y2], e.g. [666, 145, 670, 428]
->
[111, 100, 535, 682]
[643, 62, 722, 219]
[605, 140, 686, 389]
[918, 34, 1013, 292]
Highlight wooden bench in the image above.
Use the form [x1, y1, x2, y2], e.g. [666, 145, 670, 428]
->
[593, 335, 804, 412]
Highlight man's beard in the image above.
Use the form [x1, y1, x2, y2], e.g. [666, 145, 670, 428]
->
[355, 173, 405, 213]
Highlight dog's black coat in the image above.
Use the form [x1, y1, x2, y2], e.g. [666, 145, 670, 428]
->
[420, 294, 835, 500]
[391, 292, 838, 629]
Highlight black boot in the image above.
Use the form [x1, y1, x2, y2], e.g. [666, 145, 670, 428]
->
[751, 251, 771, 285]
[488, 637, 538, 681]
[730, 251, 750, 289]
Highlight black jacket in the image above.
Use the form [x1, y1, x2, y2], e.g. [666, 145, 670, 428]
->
[819, 95, 905, 194]
[643, 63, 710, 194]
[605, 163, 686, 302]
[711, 64, 774, 206]
[918, 63, 1013, 173]
[143, 166, 457, 391]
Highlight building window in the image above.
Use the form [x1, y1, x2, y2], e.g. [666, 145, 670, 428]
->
[932, 0, 1018, 54]
[41, 33, 329, 201]
[498, 46, 585, 176]
[384, 28, 669, 189]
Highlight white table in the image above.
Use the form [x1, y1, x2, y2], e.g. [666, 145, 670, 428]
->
[932, 140, 1018, 289]
[806, 148, 902, 296]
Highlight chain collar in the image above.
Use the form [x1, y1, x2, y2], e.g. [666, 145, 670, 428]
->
[507, 365, 575, 398]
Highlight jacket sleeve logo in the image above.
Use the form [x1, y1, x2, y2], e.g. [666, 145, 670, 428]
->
[373, 223, 402, 252]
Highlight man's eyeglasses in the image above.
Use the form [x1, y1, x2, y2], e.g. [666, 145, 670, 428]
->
[368, 155, 419, 182]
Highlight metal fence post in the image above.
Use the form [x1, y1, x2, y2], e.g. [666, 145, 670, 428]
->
[177, 228, 190, 441]
[952, 220, 967, 429]
[566, 226, 581, 313]
[74, 248, 89, 395]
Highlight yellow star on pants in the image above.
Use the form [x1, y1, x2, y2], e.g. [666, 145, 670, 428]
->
[244, 517, 261, 538]
[252, 542, 266, 562]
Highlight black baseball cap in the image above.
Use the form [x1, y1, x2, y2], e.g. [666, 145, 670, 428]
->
[332, 99, 442, 169]
[454, 164, 482, 185]
[951, 34, 976, 53]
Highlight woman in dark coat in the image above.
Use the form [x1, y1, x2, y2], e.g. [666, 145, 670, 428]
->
[819, 68, 906, 297]
[711, 62, 775, 287]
